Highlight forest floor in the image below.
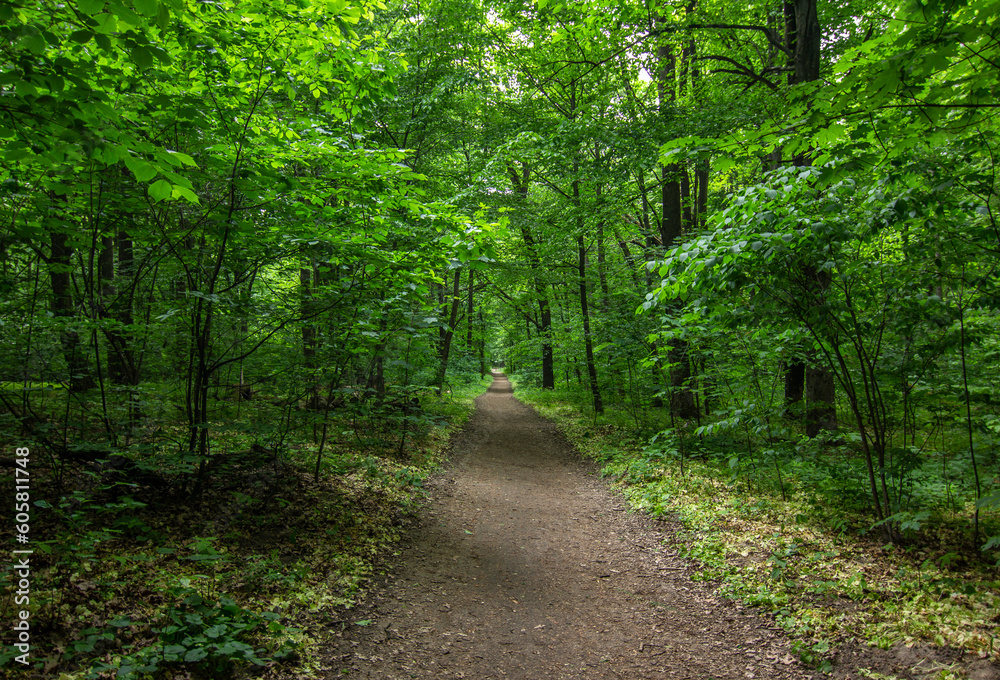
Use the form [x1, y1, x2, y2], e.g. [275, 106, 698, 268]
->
[322, 373, 998, 680]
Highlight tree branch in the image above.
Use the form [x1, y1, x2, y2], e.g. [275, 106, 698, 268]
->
[695, 54, 780, 90]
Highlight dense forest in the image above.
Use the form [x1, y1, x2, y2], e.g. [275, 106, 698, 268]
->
[1, 0, 998, 676]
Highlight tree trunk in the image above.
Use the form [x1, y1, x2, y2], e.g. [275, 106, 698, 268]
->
[478, 309, 486, 377]
[793, 0, 821, 85]
[667, 343, 699, 420]
[657, 44, 698, 419]
[597, 220, 610, 309]
[98, 235, 126, 384]
[805, 364, 837, 436]
[660, 166, 684, 248]
[434, 268, 462, 393]
[681, 166, 694, 233]
[783, 360, 805, 412]
[577, 230, 603, 415]
[569, 76, 602, 414]
[783, 0, 834, 429]
[50, 231, 95, 392]
[109, 230, 139, 385]
[695, 161, 709, 228]
[509, 162, 554, 388]
[539, 301, 553, 388]
[368, 314, 388, 400]
[466, 268, 475, 349]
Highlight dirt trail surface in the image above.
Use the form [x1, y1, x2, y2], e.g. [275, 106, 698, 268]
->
[323, 375, 830, 678]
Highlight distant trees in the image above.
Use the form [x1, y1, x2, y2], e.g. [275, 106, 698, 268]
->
[2, 0, 997, 546]
[0, 0, 488, 480]
[384, 0, 999, 548]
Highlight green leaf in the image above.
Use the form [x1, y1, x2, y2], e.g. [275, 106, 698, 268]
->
[93, 12, 120, 34]
[714, 156, 737, 173]
[204, 624, 227, 638]
[79, 0, 106, 16]
[184, 648, 209, 662]
[124, 156, 157, 182]
[102, 145, 126, 165]
[166, 150, 196, 167]
[975, 489, 1000, 510]
[156, 1, 170, 30]
[21, 33, 47, 55]
[148, 179, 172, 202]
[171, 185, 200, 204]
[135, 0, 159, 17]
[131, 46, 153, 71]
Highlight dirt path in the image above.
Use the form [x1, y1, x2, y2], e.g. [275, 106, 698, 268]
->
[327, 374, 817, 679]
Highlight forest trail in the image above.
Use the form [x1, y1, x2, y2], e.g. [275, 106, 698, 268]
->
[327, 374, 816, 679]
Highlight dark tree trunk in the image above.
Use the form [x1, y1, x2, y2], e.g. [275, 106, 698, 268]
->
[782, 0, 834, 430]
[660, 166, 684, 248]
[539, 303, 554, 388]
[466, 268, 475, 349]
[668, 343, 699, 420]
[509, 162, 554, 389]
[695, 161, 709, 228]
[578, 231, 603, 415]
[108, 230, 139, 385]
[805, 364, 837, 436]
[98, 236, 114, 305]
[98, 235, 124, 383]
[794, 0, 835, 432]
[681, 166, 694, 233]
[657, 45, 698, 419]
[804, 267, 836, 434]
[568, 76, 602, 414]
[784, 360, 805, 412]
[793, 0, 821, 85]
[597, 220, 610, 309]
[478, 310, 486, 377]
[784, 0, 797, 83]
[434, 269, 462, 393]
[50, 232, 95, 392]
[368, 314, 388, 401]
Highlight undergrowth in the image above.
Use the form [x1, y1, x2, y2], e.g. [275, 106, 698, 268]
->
[513, 381, 1000, 674]
[0, 375, 491, 679]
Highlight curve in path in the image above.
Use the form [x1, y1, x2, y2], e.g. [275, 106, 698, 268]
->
[329, 373, 814, 679]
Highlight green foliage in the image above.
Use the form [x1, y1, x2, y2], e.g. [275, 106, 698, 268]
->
[3, 0, 1000, 673]
[517, 387, 1000, 663]
[34, 487, 151, 562]
[86, 585, 299, 679]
